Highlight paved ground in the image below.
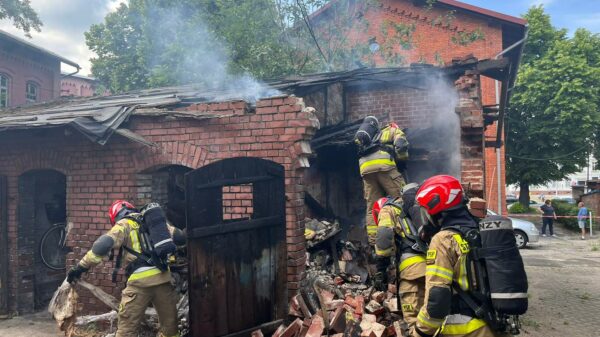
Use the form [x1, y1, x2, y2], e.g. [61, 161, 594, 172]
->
[519, 222, 600, 337]
[1, 222, 599, 337]
[0, 311, 61, 337]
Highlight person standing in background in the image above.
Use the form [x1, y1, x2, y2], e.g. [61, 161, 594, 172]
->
[578, 201, 589, 240]
[540, 200, 557, 237]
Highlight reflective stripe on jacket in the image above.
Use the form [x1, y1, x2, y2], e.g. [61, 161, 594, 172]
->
[415, 230, 484, 336]
[375, 201, 426, 278]
[358, 124, 408, 176]
[80, 217, 175, 287]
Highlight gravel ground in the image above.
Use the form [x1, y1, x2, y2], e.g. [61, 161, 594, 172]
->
[519, 222, 600, 337]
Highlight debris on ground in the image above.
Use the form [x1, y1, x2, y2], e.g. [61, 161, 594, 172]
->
[48, 280, 78, 337]
[257, 230, 409, 337]
[305, 219, 341, 248]
[49, 255, 189, 337]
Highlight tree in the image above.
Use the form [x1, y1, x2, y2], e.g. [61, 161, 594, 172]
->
[506, 6, 600, 207]
[87, 0, 309, 93]
[0, 0, 42, 37]
[87, 0, 485, 92]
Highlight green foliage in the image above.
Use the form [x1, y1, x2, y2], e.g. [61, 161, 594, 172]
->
[508, 203, 532, 214]
[520, 6, 566, 65]
[506, 6, 600, 204]
[551, 200, 578, 230]
[451, 28, 485, 46]
[0, 0, 42, 37]
[86, 0, 496, 93]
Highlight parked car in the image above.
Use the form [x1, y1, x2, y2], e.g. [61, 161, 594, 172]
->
[487, 209, 540, 249]
[506, 194, 518, 205]
[551, 196, 576, 204]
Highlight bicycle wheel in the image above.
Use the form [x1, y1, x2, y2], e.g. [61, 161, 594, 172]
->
[39, 223, 68, 270]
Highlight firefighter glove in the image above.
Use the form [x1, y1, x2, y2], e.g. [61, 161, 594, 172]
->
[67, 264, 89, 284]
[372, 271, 388, 292]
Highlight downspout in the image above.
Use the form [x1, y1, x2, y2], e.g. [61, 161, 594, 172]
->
[493, 27, 529, 214]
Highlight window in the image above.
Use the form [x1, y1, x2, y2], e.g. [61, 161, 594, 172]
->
[26, 81, 38, 103]
[0, 74, 9, 108]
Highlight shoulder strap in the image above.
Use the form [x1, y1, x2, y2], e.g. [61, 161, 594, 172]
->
[112, 246, 124, 283]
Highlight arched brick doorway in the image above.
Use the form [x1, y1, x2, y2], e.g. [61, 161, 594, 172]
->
[17, 169, 67, 312]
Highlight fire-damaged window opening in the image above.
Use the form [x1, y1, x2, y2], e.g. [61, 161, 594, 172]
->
[304, 76, 464, 243]
[17, 169, 67, 311]
[223, 184, 254, 221]
[137, 165, 191, 229]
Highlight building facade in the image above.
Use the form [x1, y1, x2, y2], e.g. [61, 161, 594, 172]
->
[0, 30, 79, 108]
[61, 73, 106, 97]
[310, 0, 527, 213]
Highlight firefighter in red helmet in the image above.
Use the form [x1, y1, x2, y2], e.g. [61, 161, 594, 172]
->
[410, 176, 509, 337]
[371, 183, 428, 331]
[67, 200, 186, 337]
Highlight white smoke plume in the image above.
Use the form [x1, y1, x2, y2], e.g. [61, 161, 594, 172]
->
[143, 4, 280, 102]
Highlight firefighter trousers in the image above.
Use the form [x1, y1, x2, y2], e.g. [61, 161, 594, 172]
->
[400, 276, 425, 328]
[437, 315, 512, 337]
[363, 169, 405, 244]
[116, 282, 179, 337]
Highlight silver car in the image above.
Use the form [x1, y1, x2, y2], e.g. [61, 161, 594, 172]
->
[487, 209, 540, 249]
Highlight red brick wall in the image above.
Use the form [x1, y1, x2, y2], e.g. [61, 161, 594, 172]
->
[314, 0, 507, 211]
[0, 49, 60, 107]
[0, 96, 318, 314]
[222, 184, 254, 220]
[60, 76, 96, 97]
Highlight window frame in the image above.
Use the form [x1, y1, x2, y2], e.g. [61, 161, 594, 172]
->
[26, 81, 39, 104]
[0, 74, 9, 108]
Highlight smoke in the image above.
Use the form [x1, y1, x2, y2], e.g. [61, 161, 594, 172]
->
[142, 3, 280, 102]
[426, 75, 461, 178]
[403, 74, 461, 183]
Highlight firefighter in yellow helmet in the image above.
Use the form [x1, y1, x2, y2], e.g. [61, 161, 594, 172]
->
[411, 176, 509, 337]
[355, 116, 408, 245]
[67, 200, 185, 337]
[371, 183, 427, 330]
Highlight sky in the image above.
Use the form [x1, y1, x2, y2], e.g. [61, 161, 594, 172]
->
[0, 0, 598, 76]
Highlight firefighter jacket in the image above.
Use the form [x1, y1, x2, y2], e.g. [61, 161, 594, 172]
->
[375, 199, 426, 278]
[358, 123, 409, 176]
[79, 217, 180, 288]
[413, 228, 491, 337]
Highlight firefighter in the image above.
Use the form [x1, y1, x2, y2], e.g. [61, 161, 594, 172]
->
[371, 183, 427, 329]
[411, 175, 509, 337]
[355, 116, 409, 245]
[67, 200, 186, 337]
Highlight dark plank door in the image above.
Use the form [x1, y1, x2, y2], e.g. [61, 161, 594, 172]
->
[185, 158, 286, 337]
[0, 176, 8, 316]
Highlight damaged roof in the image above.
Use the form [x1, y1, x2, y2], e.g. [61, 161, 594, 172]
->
[0, 59, 509, 145]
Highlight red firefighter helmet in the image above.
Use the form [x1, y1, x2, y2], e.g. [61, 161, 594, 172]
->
[416, 175, 464, 216]
[372, 197, 391, 225]
[108, 200, 136, 224]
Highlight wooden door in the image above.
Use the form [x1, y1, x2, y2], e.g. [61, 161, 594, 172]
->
[185, 158, 286, 337]
[0, 176, 8, 316]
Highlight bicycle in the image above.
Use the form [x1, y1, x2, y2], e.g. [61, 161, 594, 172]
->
[39, 222, 69, 270]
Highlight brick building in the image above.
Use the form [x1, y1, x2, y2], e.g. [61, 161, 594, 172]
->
[0, 30, 80, 108]
[60, 73, 105, 97]
[310, 0, 527, 213]
[0, 57, 515, 335]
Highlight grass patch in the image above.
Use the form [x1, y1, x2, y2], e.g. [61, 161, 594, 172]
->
[577, 292, 591, 300]
[521, 317, 541, 330]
